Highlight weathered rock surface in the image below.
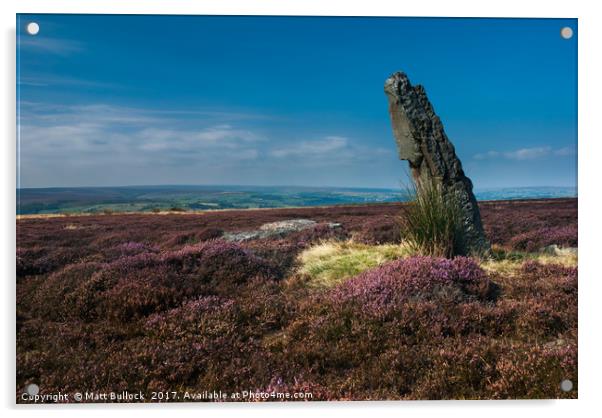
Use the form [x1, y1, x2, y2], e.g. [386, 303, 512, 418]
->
[384, 71, 490, 256]
[223, 219, 341, 242]
[259, 219, 317, 233]
[541, 244, 578, 257]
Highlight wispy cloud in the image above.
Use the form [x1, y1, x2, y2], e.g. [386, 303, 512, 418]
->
[269, 135, 391, 167]
[553, 146, 576, 157]
[474, 146, 576, 161]
[18, 75, 119, 89]
[137, 125, 261, 152]
[17, 102, 393, 187]
[18, 102, 272, 125]
[18, 103, 266, 177]
[19, 37, 84, 55]
[270, 136, 348, 158]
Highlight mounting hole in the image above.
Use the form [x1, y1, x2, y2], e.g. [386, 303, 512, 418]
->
[560, 27, 573, 40]
[560, 379, 573, 392]
[26, 22, 40, 36]
[26, 383, 39, 396]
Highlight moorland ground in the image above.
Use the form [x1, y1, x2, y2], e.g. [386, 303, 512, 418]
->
[16, 198, 577, 401]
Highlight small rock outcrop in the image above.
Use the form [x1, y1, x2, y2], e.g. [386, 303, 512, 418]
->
[541, 244, 578, 257]
[224, 219, 341, 242]
[384, 71, 490, 256]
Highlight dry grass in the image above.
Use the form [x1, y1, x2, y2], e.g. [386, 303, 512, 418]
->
[400, 179, 462, 257]
[299, 241, 577, 291]
[297, 240, 415, 288]
[481, 244, 577, 277]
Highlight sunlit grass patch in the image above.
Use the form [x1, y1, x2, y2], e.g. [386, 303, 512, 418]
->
[297, 240, 414, 288]
[481, 244, 577, 276]
[299, 240, 578, 290]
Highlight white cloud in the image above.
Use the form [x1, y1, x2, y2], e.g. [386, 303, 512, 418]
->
[270, 136, 348, 158]
[18, 75, 120, 89]
[505, 147, 552, 160]
[17, 102, 393, 187]
[473, 150, 501, 160]
[474, 146, 575, 161]
[19, 37, 84, 55]
[267, 135, 392, 172]
[554, 146, 576, 157]
[136, 125, 261, 152]
[18, 103, 264, 174]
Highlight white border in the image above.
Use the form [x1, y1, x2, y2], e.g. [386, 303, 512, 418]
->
[1, 0, 586, 17]
[2, 1, 601, 417]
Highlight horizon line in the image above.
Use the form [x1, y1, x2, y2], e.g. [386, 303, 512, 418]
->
[16, 183, 578, 191]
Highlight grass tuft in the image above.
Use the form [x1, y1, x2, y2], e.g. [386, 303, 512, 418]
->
[400, 178, 462, 258]
[297, 240, 414, 288]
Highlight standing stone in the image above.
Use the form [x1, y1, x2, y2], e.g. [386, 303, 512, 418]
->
[384, 71, 490, 256]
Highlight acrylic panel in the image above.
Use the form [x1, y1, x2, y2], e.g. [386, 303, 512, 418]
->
[16, 14, 577, 403]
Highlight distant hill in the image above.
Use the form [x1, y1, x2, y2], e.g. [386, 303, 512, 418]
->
[16, 185, 577, 215]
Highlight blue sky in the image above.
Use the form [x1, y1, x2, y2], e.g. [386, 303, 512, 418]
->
[17, 15, 577, 189]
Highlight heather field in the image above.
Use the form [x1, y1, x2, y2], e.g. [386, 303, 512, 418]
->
[16, 198, 577, 401]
